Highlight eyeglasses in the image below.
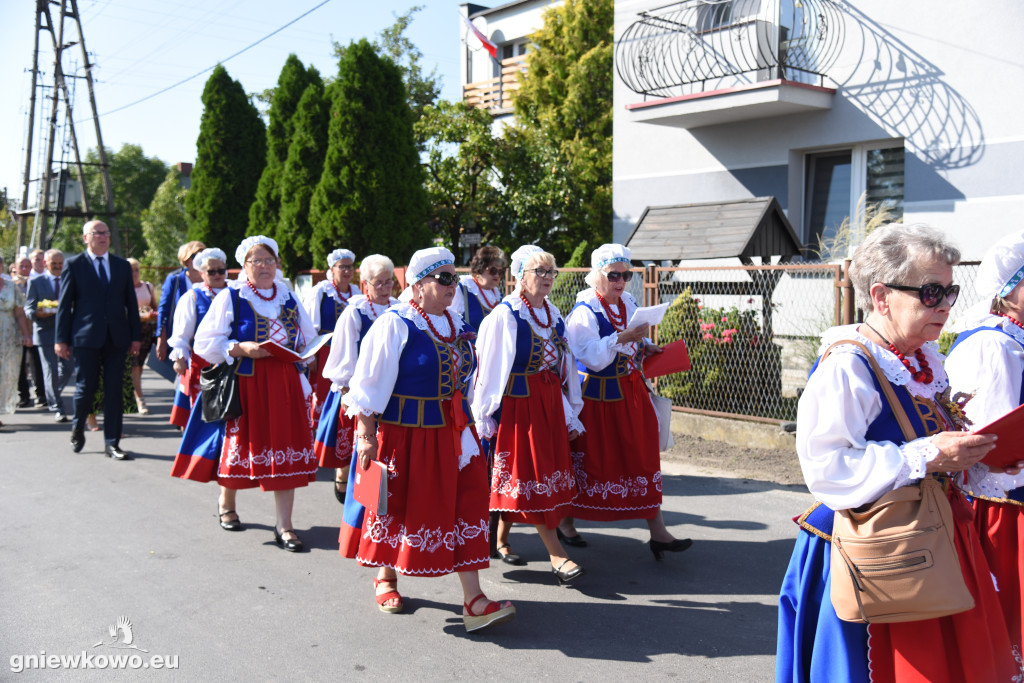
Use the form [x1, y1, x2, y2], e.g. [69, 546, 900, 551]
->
[526, 268, 559, 279]
[486, 266, 505, 278]
[205, 268, 227, 276]
[89, 230, 110, 237]
[334, 264, 354, 272]
[246, 258, 276, 267]
[369, 278, 394, 289]
[883, 282, 960, 308]
[605, 270, 634, 283]
[423, 272, 458, 286]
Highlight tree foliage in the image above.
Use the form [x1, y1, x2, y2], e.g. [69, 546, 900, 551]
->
[248, 56, 322, 237]
[276, 81, 329, 273]
[309, 39, 429, 265]
[510, 0, 613, 257]
[141, 168, 189, 267]
[186, 65, 266, 251]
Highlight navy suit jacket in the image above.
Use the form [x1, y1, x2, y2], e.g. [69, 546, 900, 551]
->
[25, 275, 61, 346]
[56, 251, 142, 350]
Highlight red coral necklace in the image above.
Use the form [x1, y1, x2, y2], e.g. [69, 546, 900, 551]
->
[246, 280, 276, 302]
[520, 293, 553, 329]
[331, 282, 351, 303]
[864, 322, 933, 384]
[596, 291, 627, 331]
[1001, 313, 1024, 333]
[410, 300, 456, 344]
[477, 284, 500, 310]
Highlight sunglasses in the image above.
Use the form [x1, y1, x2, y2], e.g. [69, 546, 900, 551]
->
[206, 268, 227, 276]
[605, 271, 634, 283]
[526, 268, 559, 279]
[486, 266, 505, 278]
[883, 282, 960, 308]
[424, 272, 458, 286]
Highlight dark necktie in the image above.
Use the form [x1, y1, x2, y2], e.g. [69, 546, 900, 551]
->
[53, 275, 60, 293]
[97, 257, 108, 287]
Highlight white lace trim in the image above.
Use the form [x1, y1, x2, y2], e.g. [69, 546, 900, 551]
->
[477, 415, 497, 440]
[567, 414, 585, 435]
[392, 302, 467, 337]
[353, 555, 491, 575]
[317, 279, 358, 304]
[961, 465, 1024, 499]
[990, 314, 1024, 347]
[503, 294, 564, 338]
[892, 436, 940, 489]
[460, 275, 502, 309]
[237, 282, 295, 319]
[352, 296, 399, 318]
[818, 324, 949, 395]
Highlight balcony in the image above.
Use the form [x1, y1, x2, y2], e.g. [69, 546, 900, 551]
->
[615, 0, 844, 128]
[463, 54, 528, 114]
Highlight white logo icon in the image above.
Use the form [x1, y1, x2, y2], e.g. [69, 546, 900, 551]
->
[93, 616, 149, 652]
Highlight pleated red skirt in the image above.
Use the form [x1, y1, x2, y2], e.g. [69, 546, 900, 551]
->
[866, 489, 1021, 682]
[218, 358, 317, 491]
[309, 343, 332, 429]
[355, 416, 490, 576]
[973, 497, 1024, 653]
[570, 370, 662, 521]
[490, 370, 576, 529]
[169, 355, 208, 428]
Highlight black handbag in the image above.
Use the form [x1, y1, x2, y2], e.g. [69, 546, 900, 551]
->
[200, 361, 242, 423]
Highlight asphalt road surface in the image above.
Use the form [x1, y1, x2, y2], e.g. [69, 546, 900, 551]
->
[0, 370, 813, 681]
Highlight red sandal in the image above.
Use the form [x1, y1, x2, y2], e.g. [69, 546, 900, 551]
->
[462, 594, 515, 632]
[373, 577, 403, 614]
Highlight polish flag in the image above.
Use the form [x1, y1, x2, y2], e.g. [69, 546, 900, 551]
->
[461, 14, 498, 60]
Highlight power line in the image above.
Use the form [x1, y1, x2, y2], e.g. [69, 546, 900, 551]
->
[95, 0, 333, 118]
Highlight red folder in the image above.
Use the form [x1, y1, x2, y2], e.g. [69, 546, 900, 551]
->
[976, 403, 1024, 469]
[353, 461, 388, 515]
[258, 340, 302, 363]
[643, 339, 691, 378]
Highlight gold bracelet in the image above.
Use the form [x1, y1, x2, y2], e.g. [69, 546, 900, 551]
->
[356, 433, 377, 443]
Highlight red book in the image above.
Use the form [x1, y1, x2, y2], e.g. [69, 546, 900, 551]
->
[643, 339, 691, 378]
[976, 402, 1024, 469]
[353, 461, 388, 515]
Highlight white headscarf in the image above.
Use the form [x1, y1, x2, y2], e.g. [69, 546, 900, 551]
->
[959, 230, 1024, 326]
[591, 243, 631, 270]
[407, 247, 456, 284]
[510, 245, 544, 279]
[234, 235, 279, 266]
[193, 248, 226, 272]
[327, 249, 356, 268]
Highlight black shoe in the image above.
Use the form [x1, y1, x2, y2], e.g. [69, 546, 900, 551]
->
[274, 529, 303, 552]
[55, 412, 68, 423]
[70, 430, 85, 453]
[649, 538, 693, 561]
[17, 398, 32, 409]
[334, 480, 346, 504]
[104, 444, 132, 460]
[495, 544, 526, 566]
[552, 558, 586, 584]
[218, 510, 242, 531]
[557, 528, 588, 548]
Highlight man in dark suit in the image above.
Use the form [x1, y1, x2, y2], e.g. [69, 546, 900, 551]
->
[56, 221, 142, 459]
[25, 249, 73, 422]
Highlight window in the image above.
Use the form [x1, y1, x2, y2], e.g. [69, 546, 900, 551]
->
[501, 41, 528, 61]
[803, 143, 904, 248]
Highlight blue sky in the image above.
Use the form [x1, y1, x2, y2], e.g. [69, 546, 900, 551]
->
[0, 0, 470, 200]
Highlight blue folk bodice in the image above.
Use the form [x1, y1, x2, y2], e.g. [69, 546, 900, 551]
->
[229, 288, 302, 377]
[571, 301, 643, 402]
[317, 287, 347, 334]
[502, 301, 567, 398]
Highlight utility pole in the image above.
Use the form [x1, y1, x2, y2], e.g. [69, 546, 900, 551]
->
[18, 0, 119, 253]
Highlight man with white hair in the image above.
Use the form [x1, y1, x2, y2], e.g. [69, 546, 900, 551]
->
[55, 220, 142, 459]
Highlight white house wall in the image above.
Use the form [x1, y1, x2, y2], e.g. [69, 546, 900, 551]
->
[613, 0, 1024, 259]
[461, 1, 561, 87]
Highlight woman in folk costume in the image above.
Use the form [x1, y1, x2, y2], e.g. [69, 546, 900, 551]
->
[165, 241, 206, 428]
[452, 246, 506, 332]
[472, 245, 587, 583]
[315, 254, 399, 505]
[341, 247, 515, 632]
[189, 235, 319, 553]
[776, 224, 1024, 683]
[303, 248, 359, 427]
[167, 248, 243, 530]
[945, 229, 1024, 652]
[563, 243, 693, 559]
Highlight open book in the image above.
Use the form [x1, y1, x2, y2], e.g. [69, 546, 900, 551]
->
[258, 332, 332, 363]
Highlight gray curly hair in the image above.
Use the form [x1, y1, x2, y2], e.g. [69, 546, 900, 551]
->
[848, 223, 961, 313]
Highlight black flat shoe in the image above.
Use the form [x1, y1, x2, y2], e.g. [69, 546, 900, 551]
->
[557, 528, 588, 548]
[104, 444, 132, 460]
[274, 529, 303, 552]
[649, 538, 693, 561]
[495, 543, 525, 566]
[218, 510, 242, 531]
[70, 430, 84, 453]
[334, 480, 347, 504]
[552, 558, 586, 585]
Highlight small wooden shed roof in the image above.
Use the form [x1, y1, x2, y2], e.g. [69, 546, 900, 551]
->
[624, 197, 803, 263]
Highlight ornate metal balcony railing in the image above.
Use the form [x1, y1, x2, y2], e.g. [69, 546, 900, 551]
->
[616, 0, 845, 99]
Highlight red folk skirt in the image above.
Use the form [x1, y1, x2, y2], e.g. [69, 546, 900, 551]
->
[169, 354, 209, 428]
[218, 358, 317, 492]
[353, 411, 490, 576]
[972, 496, 1024, 652]
[489, 370, 577, 529]
[570, 370, 662, 521]
[866, 489, 1021, 682]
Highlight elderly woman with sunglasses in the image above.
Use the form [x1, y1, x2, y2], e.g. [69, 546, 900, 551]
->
[304, 249, 360, 428]
[315, 255, 399, 507]
[945, 230, 1024, 652]
[341, 247, 515, 632]
[563, 243, 692, 559]
[190, 236, 319, 552]
[472, 245, 586, 583]
[452, 246, 506, 332]
[776, 224, 1024, 682]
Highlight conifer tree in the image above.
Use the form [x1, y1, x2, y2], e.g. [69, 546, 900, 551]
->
[309, 39, 429, 265]
[186, 65, 266, 250]
[276, 81, 329, 273]
[247, 56, 321, 237]
[141, 167, 189, 267]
